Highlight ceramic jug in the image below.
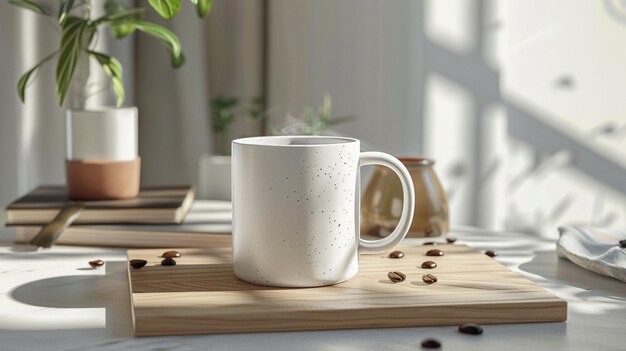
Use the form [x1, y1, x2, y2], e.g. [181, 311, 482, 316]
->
[361, 158, 448, 238]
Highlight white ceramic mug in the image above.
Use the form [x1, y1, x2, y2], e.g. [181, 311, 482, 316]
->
[232, 136, 415, 287]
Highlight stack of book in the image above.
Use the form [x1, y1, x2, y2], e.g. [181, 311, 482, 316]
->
[5, 186, 232, 247]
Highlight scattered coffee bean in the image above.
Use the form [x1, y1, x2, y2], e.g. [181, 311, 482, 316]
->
[458, 323, 484, 335]
[422, 274, 438, 284]
[387, 271, 406, 283]
[129, 259, 148, 269]
[423, 242, 439, 246]
[426, 249, 444, 257]
[389, 250, 405, 259]
[421, 261, 437, 269]
[161, 257, 177, 266]
[619, 239, 626, 248]
[446, 236, 457, 244]
[162, 250, 181, 258]
[88, 259, 104, 268]
[485, 250, 498, 257]
[420, 338, 441, 349]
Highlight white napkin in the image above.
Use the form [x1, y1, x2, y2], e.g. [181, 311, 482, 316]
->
[557, 226, 626, 283]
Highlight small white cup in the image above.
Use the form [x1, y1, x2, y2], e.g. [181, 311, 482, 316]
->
[232, 136, 415, 287]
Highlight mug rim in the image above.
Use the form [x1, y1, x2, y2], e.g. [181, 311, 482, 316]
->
[232, 135, 358, 147]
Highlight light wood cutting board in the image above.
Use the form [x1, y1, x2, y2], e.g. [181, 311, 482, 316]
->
[127, 243, 567, 336]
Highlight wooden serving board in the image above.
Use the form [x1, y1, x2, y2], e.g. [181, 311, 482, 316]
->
[127, 244, 566, 336]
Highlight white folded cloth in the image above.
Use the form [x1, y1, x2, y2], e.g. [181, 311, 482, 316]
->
[557, 226, 626, 283]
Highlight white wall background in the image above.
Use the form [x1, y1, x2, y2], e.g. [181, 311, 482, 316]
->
[502, 0, 626, 236]
[268, 0, 424, 155]
[266, 0, 626, 237]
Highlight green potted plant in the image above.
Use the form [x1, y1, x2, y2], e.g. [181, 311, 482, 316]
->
[211, 96, 265, 155]
[10, 0, 212, 199]
[199, 95, 264, 200]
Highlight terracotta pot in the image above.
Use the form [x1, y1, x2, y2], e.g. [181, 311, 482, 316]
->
[361, 157, 449, 238]
[66, 158, 141, 200]
[66, 107, 140, 200]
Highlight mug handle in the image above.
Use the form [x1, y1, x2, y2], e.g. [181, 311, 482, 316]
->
[358, 152, 415, 253]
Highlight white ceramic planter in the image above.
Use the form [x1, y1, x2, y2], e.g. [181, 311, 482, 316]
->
[66, 107, 138, 161]
[65, 107, 141, 200]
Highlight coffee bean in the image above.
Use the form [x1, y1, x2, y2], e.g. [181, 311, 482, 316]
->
[421, 261, 437, 269]
[387, 271, 406, 283]
[422, 274, 438, 284]
[485, 250, 497, 257]
[88, 259, 104, 268]
[389, 250, 405, 259]
[420, 338, 441, 348]
[446, 236, 457, 244]
[458, 323, 484, 335]
[426, 249, 444, 257]
[162, 250, 181, 258]
[423, 242, 439, 246]
[161, 257, 177, 266]
[619, 239, 626, 248]
[129, 259, 148, 269]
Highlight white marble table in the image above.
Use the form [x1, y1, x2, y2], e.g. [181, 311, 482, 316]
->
[1, 227, 625, 351]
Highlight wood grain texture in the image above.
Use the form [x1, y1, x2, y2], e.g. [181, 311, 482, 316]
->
[127, 244, 567, 336]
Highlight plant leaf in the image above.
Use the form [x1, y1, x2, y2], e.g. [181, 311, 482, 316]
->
[56, 16, 89, 106]
[58, 0, 75, 24]
[101, 1, 144, 38]
[95, 8, 144, 24]
[170, 49, 186, 68]
[148, 0, 181, 20]
[188, 0, 198, 4]
[8, 0, 47, 15]
[109, 21, 136, 39]
[96, 8, 145, 38]
[17, 51, 57, 103]
[88, 51, 125, 107]
[121, 21, 183, 67]
[196, 0, 212, 17]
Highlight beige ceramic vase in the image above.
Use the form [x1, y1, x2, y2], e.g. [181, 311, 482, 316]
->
[361, 158, 449, 238]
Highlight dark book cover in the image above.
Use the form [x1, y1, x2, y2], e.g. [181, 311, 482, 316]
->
[5, 185, 195, 225]
[7, 185, 192, 209]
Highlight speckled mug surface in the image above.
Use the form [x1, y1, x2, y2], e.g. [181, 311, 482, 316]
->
[232, 136, 415, 287]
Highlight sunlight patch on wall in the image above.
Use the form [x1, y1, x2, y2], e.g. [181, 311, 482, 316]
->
[478, 104, 507, 229]
[423, 73, 475, 225]
[505, 139, 626, 238]
[424, 0, 476, 54]
[502, 0, 626, 235]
